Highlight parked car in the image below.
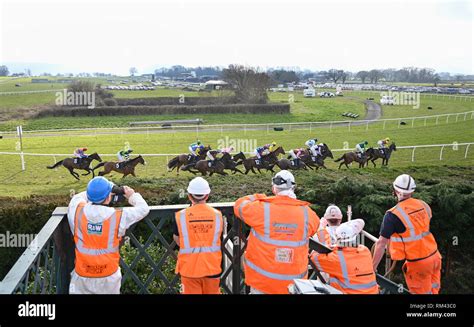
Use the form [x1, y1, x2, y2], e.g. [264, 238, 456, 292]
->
[380, 95, 395, 105]
[303, 88, 316, 97]
[319, 91, 335, 98]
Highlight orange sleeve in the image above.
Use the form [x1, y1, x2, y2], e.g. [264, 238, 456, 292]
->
[233, 194, 267, 228]
[307, 208, 320, 237]
[310, 251, 340, 278]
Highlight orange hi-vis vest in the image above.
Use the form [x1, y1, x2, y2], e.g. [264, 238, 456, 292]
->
[73, 203, 122, 278]
[315, 228, 332, 246]
[388, 198, 438, 261]
[175, 204, 223, 278]
[311, 245, 379, 294]
[235, 194, 319, 294]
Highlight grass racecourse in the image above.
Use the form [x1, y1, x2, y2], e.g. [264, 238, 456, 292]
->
[0, 77, 473, 197]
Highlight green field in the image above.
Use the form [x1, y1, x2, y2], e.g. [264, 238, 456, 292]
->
[0, 118, 472, 197]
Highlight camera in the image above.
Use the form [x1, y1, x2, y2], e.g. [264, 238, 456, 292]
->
[110, 185, 126, 205]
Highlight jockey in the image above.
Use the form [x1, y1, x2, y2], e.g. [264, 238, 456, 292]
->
[310, 143, 324, 158]
[355, 141, 369, 158]
[117, 149, 133, 162]
[377, 137, 391, 156]
[289, 148, 304, 166]
[207, 149, 221, 166]
[189, 140, 204, 159]
[73, 147, 88, 159]
[305, 138, 318, 149]
[220, 146, 234, 154]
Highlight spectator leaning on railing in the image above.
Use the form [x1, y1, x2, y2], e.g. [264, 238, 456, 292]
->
[67, 176, 150, 294]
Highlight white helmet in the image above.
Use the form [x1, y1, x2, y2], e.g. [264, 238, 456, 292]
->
[272, 170, 296, 189]
[323, 205, 343, 220]
[187, 177, 211, 198]
[335, 219, 365, 245]
[393, 174, 416, 194]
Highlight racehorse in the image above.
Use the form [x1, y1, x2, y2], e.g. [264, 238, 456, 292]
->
[242, 146, 285, 174]
[299, 144, 334, 169]
[182, 152, 245, 175]
[167, 146, 211, 175]
[334, 151, 368, 169]
[92, 155, 146, 178]
[366, 143, 397, 167]
[46, 152, 102, 180]
[274, 158, 309, 170]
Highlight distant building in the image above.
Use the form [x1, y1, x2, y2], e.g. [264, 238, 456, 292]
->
[31, 78, 50, 83]
[204, 80, 228, 90]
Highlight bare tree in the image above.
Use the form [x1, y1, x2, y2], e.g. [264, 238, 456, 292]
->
[0, 65, 9, 76]
[325, 69, 344, 83]
[369, 69, 383, 83]
[129, 67, 138, 76]
[356, 71, 369, 83]
[222, 64, 270, 104]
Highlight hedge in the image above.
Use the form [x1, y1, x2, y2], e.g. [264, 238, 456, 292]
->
[33, 103, 290, 118]
[1, 167, 473, 293]
[114, 97, 237, 106]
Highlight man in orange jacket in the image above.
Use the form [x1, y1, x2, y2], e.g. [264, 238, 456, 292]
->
[310, 219, 379, 294]
[173, 177, 223, 294]
[234, 170, 320, 294]
[373, 174, 441, 294]
[314, 204, 343, 246]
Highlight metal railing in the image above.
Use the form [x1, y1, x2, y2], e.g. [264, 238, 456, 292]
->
[0, 142, 472, 172]
[0, 202, 403, 294]
[1, 110, 472, 138]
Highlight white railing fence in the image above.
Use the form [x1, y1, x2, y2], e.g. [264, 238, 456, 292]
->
[1, 142, 472, 171]
[1, 111, 473, 139]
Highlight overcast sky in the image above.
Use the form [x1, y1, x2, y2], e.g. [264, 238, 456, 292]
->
[0, 0, 472, 75]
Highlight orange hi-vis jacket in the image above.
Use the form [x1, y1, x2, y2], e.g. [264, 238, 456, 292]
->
[73, 203, 123, 278]
[234, 194, 319, 294]
[387, 198, 438, 261]
[315, 228, 332, 246]
[175, 204, 223, 278]
[311, 245, 379, 294]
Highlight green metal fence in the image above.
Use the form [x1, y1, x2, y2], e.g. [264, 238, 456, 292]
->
[0, 202, 405, 294]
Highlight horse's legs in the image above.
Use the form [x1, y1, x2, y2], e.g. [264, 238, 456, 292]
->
[69, 168, 80, 180]
[338, 162, 343, 169]
[209, 172, 214, 176]
[251, 167, 257, 174]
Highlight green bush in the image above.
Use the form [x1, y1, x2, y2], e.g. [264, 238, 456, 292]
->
[33, 103, 290, 118]
[1, 166, 473, 293]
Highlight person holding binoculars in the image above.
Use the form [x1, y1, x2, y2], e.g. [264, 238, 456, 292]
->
[67, 176, 150, 294]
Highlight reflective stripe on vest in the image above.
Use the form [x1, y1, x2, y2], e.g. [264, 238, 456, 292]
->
[391, 204, 432, 243]
[75, 206, 120, 255]
[244, 257, 307, 281]
[237, 195, 256, 218]
[250, 202, 309, 247]
[313, 250, 377, 290]
[178, 209, 221, 254]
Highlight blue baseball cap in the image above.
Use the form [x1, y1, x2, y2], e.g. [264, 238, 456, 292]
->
[87, 176, 114, 203]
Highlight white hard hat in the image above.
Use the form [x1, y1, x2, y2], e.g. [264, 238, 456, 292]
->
[393, 174, 416, 194]
[335, 219, 365, 245]
[272, 170, 296, 189]
[323, 205, 343, 220]
[187, 177, 211, 197]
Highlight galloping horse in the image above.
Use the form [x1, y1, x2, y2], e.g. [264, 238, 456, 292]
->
[274, 158, 308, 170]
[92, 155, 146, 178]
[300, 144, 334, 169]
[46, 153, 102, 180]
[334, 151, 368, 169]
[242, 146, 285, 174]
[167, 146, 211, 175]
[366, 143, 397, 167]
